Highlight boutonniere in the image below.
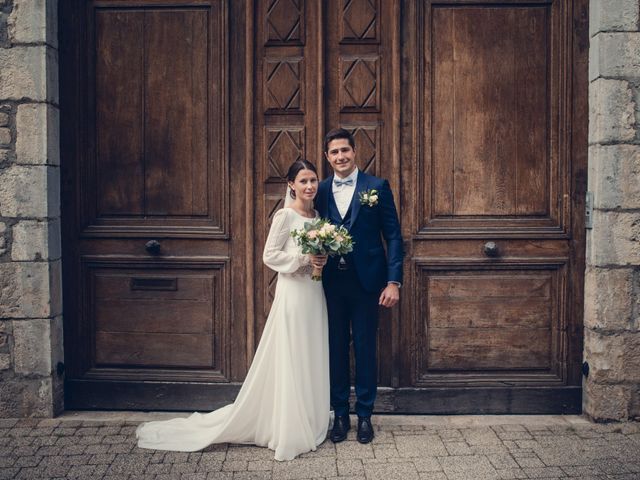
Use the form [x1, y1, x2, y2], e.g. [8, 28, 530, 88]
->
[359, 189, 379, 207]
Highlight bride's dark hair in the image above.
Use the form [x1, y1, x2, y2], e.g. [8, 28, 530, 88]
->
[286, 160, 317, 199]
[286, 159, 317, 183]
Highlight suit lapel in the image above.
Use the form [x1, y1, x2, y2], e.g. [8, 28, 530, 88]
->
[349, 171, 367, 228]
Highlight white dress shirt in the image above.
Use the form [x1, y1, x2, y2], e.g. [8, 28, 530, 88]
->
[332, 168, 359, 219]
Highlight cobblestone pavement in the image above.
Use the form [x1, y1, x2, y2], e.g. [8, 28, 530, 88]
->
[1, 413, 639, 480]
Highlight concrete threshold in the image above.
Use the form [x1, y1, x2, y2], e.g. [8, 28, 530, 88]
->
[57, 410, 593, 427]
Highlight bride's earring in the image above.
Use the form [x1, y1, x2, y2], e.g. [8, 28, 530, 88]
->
[289, 185, 296, 199]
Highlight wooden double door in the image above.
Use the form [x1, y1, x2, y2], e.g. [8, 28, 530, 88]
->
[60, 0, 588, 412]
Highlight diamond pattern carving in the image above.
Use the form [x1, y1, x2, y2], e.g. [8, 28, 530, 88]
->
[266, 0, 304, 44]
[345, 125, 378, 175]
[265, 58, 303, 112]
[266, 128, 304, 181]
[340, 56, 379, 111]
[342, 0, 378, 41]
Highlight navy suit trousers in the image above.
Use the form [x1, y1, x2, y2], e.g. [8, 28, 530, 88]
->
[324, 266, 379, 418]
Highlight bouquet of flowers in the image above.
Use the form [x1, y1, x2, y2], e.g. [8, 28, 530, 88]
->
[291, 218, 354, 280]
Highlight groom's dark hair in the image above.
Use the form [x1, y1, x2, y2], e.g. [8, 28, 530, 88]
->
[324, 128, 355, 153]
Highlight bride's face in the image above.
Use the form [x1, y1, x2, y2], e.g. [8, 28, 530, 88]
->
[289, 169, 318, 201]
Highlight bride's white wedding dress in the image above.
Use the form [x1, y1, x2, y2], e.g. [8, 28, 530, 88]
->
[136, 208, 330, 461]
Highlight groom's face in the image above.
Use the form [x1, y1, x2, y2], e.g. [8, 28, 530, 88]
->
[325, 139, 357, 179]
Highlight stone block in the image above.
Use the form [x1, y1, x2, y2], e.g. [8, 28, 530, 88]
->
[0, 112, 9, 127]
[587, 210, 640, 266]
[0, 165, 60, 218]
[8, 0, 58, 48]
[590, 0, 640, 36]
[0, 262, 56, 318]
[0, 221, 6, 256]
[621, 333, 640, 381]
[589, 145, 640, 209]
[0, 353, 10, 370]
[590, 33, 640, 81]
[49, 259, 63, 317]
[589, 79, 636, 144]
[13, 318, 52, 375]
[16, 103, 60, 166]
[584, 267, 635, 331]
[0, 127, 10, 145]
[583, 381, 630, 421]
[0, 377, 54, 417]
[630, 386, 640, 420]
[0, 149, 9, 163]
[11, 219, 61, 261]
[0, 46, 58, 103]
[583, 329, 625, 383]
[0, 320, 10, 352]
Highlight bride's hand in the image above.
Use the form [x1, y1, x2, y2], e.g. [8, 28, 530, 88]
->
[309, 254, 327, 268]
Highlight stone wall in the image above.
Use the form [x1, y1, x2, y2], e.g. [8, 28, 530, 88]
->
[0, 0, 64, 416]
[584, 0, 640, 421]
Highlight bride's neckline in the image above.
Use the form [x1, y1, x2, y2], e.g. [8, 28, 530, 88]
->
[285, 207, 316, 219]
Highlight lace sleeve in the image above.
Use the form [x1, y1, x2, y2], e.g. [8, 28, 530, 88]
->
[262, 209, 309, 274]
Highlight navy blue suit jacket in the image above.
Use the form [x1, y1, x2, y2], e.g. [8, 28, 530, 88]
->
[315, 171, 403, 293]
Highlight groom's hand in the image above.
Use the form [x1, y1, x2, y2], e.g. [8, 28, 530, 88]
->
[379, 283, 400, 308]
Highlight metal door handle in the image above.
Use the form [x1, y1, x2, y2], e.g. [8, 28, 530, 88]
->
[483, 241, 499, 257]
[145, 240, 161, 255]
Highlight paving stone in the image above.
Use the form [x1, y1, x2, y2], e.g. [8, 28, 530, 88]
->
[439, 455, 500, 480]
[223, 460, 249, 472]
[363, 461, 420, 480]
[487, 453, 519, 469]
[444, 441, 474, 455]
[338, 458, 364, 475]
[496, 468, 528, 479]
[438, 429, 463, 441]
[522, 466, 566, 478]
[461, 428, 502, 446]
[561, 464, 604, 476]
[335, 440, 374, 459]
[88, 453, 117, 464]
[14, 466, 45, 479]
[0, 468, 19, 480]
[233, 472, 272, 480]
[66, 464, 97, 478]
[372, 443, 399, 458]
[145, 463, 173, 474]
[248, 460, 274, 471]
[496, 431, 533, 441]
[412, 456, 442, 472]
[272, 457, 337, 479]
[227, 445, 275, 461]
[515, 455, 546, 468]
[178, 474, 209, 480]
[171, 461, 198, 474]
[207, 473, 233, 480]
[395, 435, 448, 457]
[417, 473, 447, 480]
[106, 453, 150, 475]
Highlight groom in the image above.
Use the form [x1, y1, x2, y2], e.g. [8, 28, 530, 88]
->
[315, 128, 403, 444]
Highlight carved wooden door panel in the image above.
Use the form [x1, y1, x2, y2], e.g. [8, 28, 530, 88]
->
[60, 0, 588, 412]
[397, 0, 588, 412]
[61, 0, 250, 409]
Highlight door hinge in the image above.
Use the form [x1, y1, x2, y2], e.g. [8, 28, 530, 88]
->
[585, 192, 593, 229]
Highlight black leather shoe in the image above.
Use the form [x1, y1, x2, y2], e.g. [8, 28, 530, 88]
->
[357, 416, 374, 444]
[330, 415, 350, 443]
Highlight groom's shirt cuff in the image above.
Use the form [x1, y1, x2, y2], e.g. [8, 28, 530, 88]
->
[388, 281, 401, 288]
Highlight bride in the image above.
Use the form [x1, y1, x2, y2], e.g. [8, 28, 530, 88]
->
[136, 160, 330, 461]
